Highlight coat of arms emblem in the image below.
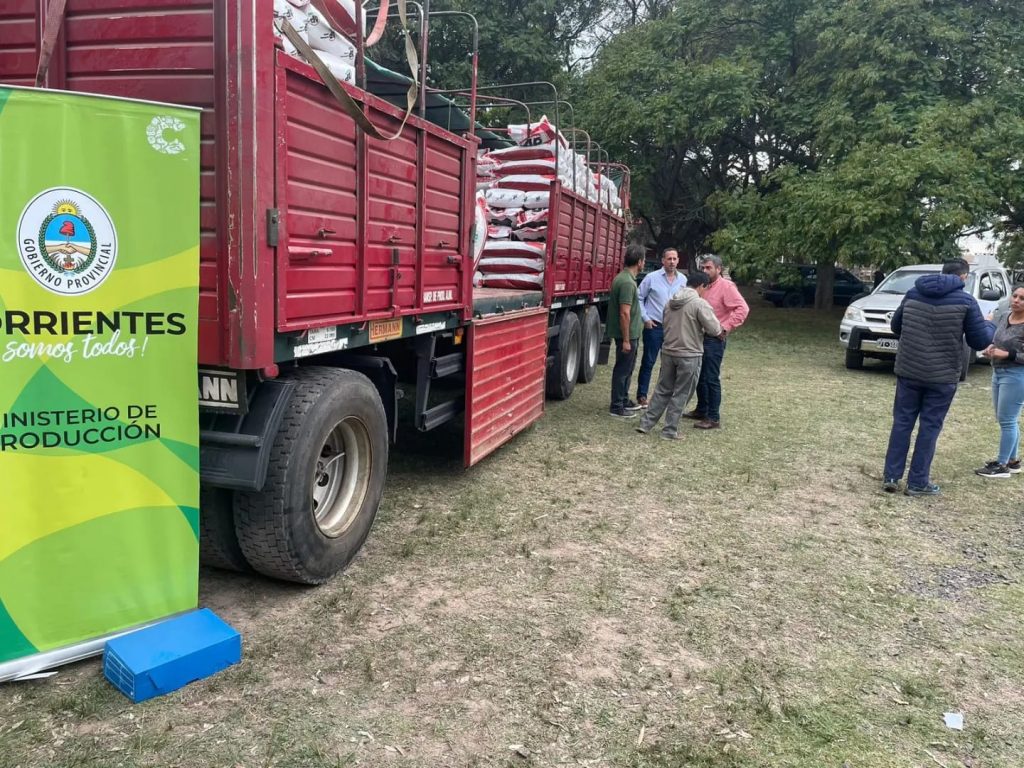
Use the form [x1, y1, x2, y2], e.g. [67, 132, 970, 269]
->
[17, 187, 117, 296]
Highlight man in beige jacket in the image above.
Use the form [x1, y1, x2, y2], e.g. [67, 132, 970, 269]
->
[636, 271, 722, 439]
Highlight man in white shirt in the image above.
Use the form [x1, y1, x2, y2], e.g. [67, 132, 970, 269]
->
[636, 248, 686, 407]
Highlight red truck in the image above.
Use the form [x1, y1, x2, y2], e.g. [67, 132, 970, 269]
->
[2, 0, 629, 583]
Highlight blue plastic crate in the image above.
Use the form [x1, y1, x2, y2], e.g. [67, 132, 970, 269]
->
[103, 609, 241, 703]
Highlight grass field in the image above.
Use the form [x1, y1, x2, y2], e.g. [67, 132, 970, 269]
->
[3, 297, 1023, 768]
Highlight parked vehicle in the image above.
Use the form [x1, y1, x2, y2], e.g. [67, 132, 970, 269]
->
[761, 265, 868, 308]
[2, 1, 629, 584]
[839, 263, 1010, 379]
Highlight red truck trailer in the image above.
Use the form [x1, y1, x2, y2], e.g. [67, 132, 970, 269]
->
[1, 0, 628, 583]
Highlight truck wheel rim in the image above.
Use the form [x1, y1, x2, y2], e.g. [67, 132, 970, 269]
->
[312, 417, 372, 538]
[565, 331, 580, 381]
[585, 326, 598, 369]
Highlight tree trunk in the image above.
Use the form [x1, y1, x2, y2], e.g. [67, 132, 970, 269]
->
[814, 261, 835, 310]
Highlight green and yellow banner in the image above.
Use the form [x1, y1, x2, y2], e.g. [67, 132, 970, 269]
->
[0, 87, 200, 678]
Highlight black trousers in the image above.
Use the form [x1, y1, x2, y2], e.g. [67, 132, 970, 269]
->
[610, 337, 639, 411]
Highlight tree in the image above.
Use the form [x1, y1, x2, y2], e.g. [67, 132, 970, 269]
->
[575, 0, 1024, 305]
[573, 6, 766, 265]
[369, 0, 608, 92]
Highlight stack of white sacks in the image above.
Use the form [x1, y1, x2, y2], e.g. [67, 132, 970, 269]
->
[272, 0, 360, 84]
[473, 117, 624, 290]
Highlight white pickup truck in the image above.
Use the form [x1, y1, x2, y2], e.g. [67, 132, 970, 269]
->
[839, 263, 1010, 380]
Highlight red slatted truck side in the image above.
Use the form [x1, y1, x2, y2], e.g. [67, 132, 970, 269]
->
[1, 0, 627, 583]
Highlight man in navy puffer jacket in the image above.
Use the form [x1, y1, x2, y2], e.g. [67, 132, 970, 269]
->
[883, 259, 994, 496]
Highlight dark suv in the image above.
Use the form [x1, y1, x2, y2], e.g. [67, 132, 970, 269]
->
[761, 265, 868, 308]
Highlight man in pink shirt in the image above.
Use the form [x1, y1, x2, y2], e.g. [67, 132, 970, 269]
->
[684, 254, 750, 429]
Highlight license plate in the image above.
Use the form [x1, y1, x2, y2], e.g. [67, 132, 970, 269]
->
[307, 326, 337, 344]
[875, 338, 898, 351]
[369, 317, 403, 343]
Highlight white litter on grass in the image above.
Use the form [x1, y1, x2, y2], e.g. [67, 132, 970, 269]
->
[943, 712, 964, 730]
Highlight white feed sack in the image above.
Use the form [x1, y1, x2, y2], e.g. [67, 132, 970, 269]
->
[471, 191, 488, 268]
[481, 115, 625, 214]
[488, 207, 522, 225]
[316, 51, 355, 83]
[273, 0, 309, 53]
[485, 188, 527, 209]
[272, 0, 359, 82]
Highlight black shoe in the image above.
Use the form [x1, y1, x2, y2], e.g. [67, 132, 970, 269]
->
[882, 478, 900, 493]
[623, 400, 642, 412]
[1008, 459, 1022, 474]
[609, 408, 638, 419]
[905, 483, 940, 497]
[975, 462, 1011, 479]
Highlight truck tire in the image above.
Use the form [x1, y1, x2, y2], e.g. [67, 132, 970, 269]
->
[546, 310, 581, 400]
[845, 348, 864, 370]
[233, 367, 388, 584]
[199, 487, 251, 572]
[577, 306, 600, 384]
[960, 340, 973, 382]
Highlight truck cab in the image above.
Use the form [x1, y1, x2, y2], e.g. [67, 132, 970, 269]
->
[839, 262, 1010, 378]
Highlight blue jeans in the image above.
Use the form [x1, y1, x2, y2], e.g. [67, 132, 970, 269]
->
[991, 366, 1024, 463]
[695, 337, 726, 421]
[883, 377, 957, 487]
[610, 338, 639, 411]
[636, 324, 664, 400]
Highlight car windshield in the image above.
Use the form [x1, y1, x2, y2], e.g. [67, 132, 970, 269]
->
[875, 270, 976, 295]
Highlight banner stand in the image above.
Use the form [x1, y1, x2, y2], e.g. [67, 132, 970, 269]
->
[0, 86, 202, 681]
[0, 612, 191, 683]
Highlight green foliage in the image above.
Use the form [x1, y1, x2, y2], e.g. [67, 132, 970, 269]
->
[574, 0, 1024, 299]
[370, 0, 608, 94]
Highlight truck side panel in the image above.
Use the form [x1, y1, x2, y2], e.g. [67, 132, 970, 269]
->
[464, 308, 548, 467]
[597, 209, 625, 291]
[547, 184, 625, 301]
[274, 55, 470, 331]
[1, 3, 44, 87]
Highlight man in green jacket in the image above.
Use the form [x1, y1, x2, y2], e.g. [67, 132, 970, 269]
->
[607, 244, 645, 418]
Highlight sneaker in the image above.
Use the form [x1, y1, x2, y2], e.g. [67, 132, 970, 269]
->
[636, 396, 650, 409]
[905, 483, 941, 497]
[623, 400, 643, 412]
[975, 462, 1011, 479]
[882, 478, 900, 493]
[609, 408, 638, 419]
[660, 431, 682, 440]
[1008, 459, 1022, 474]
[635, 425, 650, 434]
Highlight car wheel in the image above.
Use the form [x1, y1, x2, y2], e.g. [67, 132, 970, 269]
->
[845, 349, 864, 370]
[782, 292, 805, 308]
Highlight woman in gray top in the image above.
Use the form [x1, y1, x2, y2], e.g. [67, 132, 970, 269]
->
[977, 285, 1024, 477]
